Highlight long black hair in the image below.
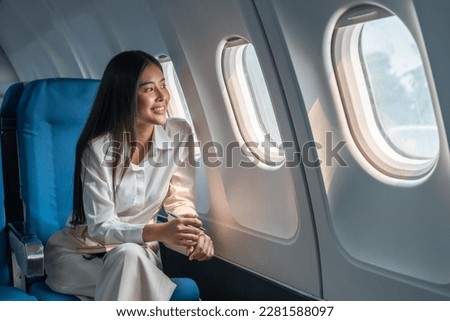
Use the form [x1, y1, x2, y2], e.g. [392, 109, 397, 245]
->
[71, 50, 163, 226]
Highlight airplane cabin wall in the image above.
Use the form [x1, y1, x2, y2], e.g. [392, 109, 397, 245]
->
[150, 0, 322, 298]
[0, 47, 19, 101]
[255, 0, 450, 299]
[413, 0, 450, 149]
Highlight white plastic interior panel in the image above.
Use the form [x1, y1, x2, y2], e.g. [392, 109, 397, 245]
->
[255, 0, 450, 299]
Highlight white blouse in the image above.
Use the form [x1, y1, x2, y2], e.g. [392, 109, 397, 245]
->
[75, 118, 197, 245]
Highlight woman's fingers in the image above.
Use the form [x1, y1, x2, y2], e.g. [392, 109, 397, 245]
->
[163, 215, 205, 246]
[189, 234, 214, 261]
[179, 217, 203, 229]
[177, 238, 197, 247]
[177, 232, 199, 242]
[179, 213, 198, 219]
[172, 222, 201, 246]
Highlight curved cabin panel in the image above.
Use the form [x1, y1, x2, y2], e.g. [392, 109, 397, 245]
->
[255, 0, 450, 299]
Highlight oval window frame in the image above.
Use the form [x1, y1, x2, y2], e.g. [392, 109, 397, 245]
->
[332, 5, 440, 179]
[220, 37, 285, 167]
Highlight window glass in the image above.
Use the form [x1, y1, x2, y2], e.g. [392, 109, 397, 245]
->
[222, 39, 284, 166]
[333, 6, 439, 178]
[242, 45, 283, 145]
[360, 16, 438, 159]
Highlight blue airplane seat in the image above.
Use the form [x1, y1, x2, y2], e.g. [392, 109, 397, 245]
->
[0, 82, 24, 286]
[0, 163, 36, 300]
[0, 83, 25, 224]
[0, 84, 36, 301]
[1, 82, 24, 117]
[16, 78, 100, 245]
[14, 78, 200, 301]
[14, 78, 100, 301]
[0, 225, 37, 300]
[170, 277, 200, 301]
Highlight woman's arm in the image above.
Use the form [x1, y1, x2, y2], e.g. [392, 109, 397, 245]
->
[81, 143, 146, 245]
[162, 128, 214, 261]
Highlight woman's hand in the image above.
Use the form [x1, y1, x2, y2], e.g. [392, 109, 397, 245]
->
[187, 233, 214, 261]
[143, 213, 203, 246]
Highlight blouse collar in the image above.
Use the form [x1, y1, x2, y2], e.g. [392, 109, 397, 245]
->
[152, 124, 174, 151]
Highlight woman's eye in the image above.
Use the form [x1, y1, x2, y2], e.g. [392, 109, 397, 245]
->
[145, 87, 154, 92]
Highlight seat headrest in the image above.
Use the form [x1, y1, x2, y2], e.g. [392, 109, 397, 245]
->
[1, 82, 24, 117]
[18, 78, 99, 124]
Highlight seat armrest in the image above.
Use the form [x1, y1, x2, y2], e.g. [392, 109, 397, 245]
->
[8, 222, 44, 289]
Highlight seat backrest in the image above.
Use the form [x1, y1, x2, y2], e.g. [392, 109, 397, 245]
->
[0, 82, 25, 286]
[16, 78, 99, 243]
[0, 148, 9, 286]
[1, 83, 25, 224]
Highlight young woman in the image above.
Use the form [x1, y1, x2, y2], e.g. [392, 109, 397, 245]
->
[44, 50, 214, 300]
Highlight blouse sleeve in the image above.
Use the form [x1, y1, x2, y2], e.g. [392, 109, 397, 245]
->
[81, 142, 145, 245]
[163, 125, 197, 216]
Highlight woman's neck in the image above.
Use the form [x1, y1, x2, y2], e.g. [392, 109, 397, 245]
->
[136, 123, 155, 145]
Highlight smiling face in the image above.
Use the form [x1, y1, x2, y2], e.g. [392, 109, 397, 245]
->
[136, 63, 170, 128]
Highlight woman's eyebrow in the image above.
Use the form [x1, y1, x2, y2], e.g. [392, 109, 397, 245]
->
[139, 78, 166, 87]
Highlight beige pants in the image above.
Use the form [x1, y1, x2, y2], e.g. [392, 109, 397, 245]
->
[44, 227, 176, 300]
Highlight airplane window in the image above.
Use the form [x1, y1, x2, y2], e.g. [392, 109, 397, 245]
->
[221, 38, 284, 166]
[333, 6, 439, 178]
[159, 56, 210, 214]
[159, 56, 194, 125]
